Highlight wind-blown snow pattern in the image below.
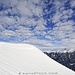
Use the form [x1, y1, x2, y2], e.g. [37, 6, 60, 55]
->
[0, 0, 75, 50]
[0, 42, 75, 75]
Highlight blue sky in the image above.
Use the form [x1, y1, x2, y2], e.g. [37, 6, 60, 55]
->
[0, 0, 75, 51]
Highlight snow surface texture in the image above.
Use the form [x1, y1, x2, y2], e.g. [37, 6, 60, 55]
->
[0, 42, 75, 75]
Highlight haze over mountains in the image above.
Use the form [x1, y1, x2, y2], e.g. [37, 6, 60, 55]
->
[43, 47, 75, 53]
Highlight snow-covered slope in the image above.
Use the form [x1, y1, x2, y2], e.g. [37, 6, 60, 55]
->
[0, 42, 75, 75]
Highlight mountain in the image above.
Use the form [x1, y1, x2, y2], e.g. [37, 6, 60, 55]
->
[43, 47, 75, 53]
[44, 51, 75, 71]
[0, 42, 75, 75]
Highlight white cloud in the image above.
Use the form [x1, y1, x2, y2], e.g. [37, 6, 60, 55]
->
[0, 0, 75, 51]
[17, 0, 33, 16]
[15, 26, 34, 38]
[24, 38, 54, 51]
[70, 0, 75, 8]
[51, 20, 75, 48]
[0, 24, 5, 31]
[62, 9, 73, 16]
[45, 35, 52, 40]
[52, 11, 62, 23]
[0, 0, 44, 37]
[29, 0, 41, 4]
[0, 16, 16, 25]
[3, 30, 15, 36]
[61, 38, 75, 48]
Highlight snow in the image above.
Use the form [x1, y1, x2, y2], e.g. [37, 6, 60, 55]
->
[43, 47, 75, 53]
[0, 42, 75, 75]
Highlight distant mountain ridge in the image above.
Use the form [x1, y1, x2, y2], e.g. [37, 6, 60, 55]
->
[43, 48, 75, 53]
[44, 51, 75, 71]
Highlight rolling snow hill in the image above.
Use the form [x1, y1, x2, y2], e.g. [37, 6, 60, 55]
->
[0, 42, 75, 75]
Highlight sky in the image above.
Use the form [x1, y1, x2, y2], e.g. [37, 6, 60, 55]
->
[0, 0, 75, 51]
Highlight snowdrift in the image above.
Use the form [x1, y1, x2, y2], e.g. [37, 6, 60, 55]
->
[0, 42, 75, 75]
